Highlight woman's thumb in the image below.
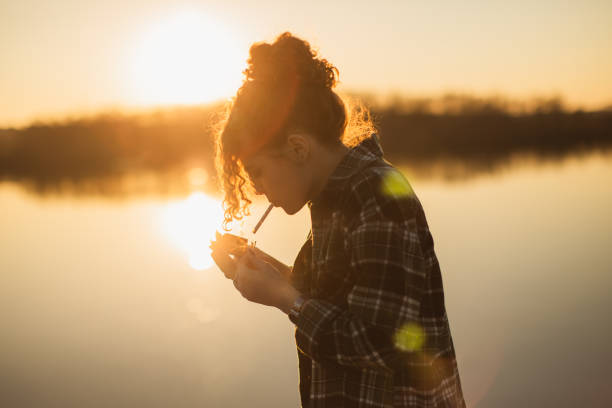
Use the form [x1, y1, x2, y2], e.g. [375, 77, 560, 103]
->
[246, 248, 265, 266]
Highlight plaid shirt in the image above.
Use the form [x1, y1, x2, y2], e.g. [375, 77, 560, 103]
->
[289, 133, 465, 407]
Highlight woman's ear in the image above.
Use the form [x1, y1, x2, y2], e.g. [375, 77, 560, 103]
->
[285, 133, 311, 164]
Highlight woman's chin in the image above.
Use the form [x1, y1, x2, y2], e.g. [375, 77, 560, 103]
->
[281, 200, 307, 215]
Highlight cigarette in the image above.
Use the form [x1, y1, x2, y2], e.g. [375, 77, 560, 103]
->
[252, 203, 274, 234]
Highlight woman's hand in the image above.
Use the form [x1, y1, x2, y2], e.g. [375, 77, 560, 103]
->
[210, 245, 238, 280]
[232, 248, 300, 312]
[247, 245, 292, 281]
[209, 232, 292, 281]
[209, 231, 248, 280]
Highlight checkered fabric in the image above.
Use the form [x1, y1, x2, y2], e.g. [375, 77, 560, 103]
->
[289, 133, 465, 407]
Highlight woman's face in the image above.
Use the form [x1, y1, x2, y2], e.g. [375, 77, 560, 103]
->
[241, 138, 312, 215]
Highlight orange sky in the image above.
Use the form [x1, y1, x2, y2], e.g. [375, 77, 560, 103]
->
[1, 0, 611, 127]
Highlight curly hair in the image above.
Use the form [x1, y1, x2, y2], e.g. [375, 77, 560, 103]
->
[213, 32, 377, 230]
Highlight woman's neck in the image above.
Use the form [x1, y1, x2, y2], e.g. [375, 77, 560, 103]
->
[307, 142, 350, 203]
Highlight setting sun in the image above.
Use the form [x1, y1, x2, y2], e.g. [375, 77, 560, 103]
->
[2, 1, 612, 406]
[128, 9, 245, 105]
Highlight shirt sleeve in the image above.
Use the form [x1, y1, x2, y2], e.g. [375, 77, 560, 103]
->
[292, 186, 427, 373]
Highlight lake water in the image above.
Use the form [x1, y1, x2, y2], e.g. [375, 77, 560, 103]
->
[1, 151, 611, 407]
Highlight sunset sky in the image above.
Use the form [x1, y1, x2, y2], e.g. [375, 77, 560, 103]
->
[2, 0, 611, 127]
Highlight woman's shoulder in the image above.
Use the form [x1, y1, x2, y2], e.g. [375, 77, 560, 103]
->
[342, 159, 423, 224]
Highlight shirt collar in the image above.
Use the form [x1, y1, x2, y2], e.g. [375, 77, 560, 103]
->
[308, 133, 384, 209]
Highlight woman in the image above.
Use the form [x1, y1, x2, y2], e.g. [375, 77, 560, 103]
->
[209, 32, 465, 408]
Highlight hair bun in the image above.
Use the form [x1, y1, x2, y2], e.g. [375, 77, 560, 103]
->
[243, 32, 339, 89]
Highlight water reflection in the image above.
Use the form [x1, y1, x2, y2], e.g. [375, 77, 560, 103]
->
[156, 188, 275, 272]
[1, 166, 219, 200]
[186, 167, 209, 189]
[159, 191, 223, 270]
[4, 148, 610, 201]
[185, 297, 220, 324]
[1, 151, 611, 407]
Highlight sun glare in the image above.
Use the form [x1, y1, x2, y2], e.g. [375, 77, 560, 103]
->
[160, 191, 224, 271]
[128, 9, 245, 105]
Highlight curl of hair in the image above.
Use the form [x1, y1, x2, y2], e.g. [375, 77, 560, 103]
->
[244, 33, 338, 90]
[213, 32, 378, 230]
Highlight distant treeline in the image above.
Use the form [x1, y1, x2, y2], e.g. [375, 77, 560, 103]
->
[1, 94, 611, 195]
[0, 105, 218, 181]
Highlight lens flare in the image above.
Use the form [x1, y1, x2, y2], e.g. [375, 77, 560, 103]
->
[381, 170, 414, 198]
[393, 323, 425, 352]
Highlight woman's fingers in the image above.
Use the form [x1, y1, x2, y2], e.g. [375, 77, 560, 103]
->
[249, 246, 278, 266]
[219, 233, 248, 247]
[250, 246, 269, 259]
[210, 248, 237, 280]
[222, 232, 246, 240]
[249, 247, 291, 279]
[233, 266, 241, 290]
[233, 254, 253, 296]
[244, 249, 283, 279]
[228, 245, 248, 258]
[245, 248, 267, 268]
[211, 232, 248, 258]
